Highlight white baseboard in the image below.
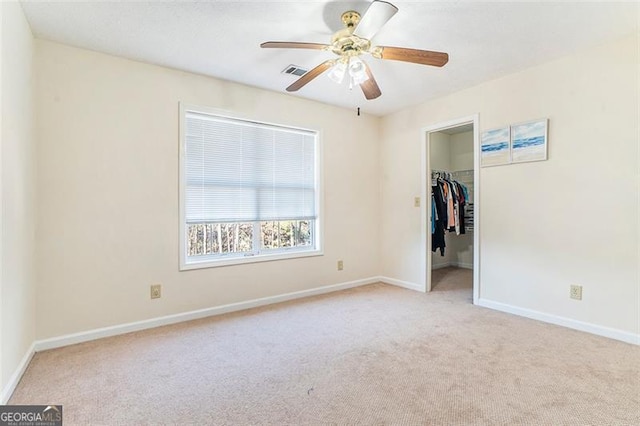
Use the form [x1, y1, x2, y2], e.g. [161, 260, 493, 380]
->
[431, 262, 474, 270]
[379, 276, 424, 292]
[431, 263, 451, 270]
[0, 342, 35, 404]
[34, 276, 379, 352]
[477, 298, 640, 345]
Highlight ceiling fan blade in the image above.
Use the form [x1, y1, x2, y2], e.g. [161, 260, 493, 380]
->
[286, 60, 334, 92]
[353, 1, 398, 40]
[260, 41, 330, 50]
[374, 46, 449, 67]
[360, 61, 382, 100]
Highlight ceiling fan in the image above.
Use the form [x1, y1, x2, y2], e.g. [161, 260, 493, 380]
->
[260, 0, 449, 100]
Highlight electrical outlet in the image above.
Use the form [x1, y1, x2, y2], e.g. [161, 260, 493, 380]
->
[150, 284, 162, 299]
[337, 260, 344, 271]
[570, 285, 582, 300]
[414, 197, 421, 207]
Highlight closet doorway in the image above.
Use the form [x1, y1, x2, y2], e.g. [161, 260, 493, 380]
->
[421, 115, 480, 304]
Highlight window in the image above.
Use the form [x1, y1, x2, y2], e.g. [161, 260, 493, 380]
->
[179, 104, 321, 269]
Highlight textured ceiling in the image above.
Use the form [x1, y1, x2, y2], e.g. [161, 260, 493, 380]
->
[21, 0, 639, 116]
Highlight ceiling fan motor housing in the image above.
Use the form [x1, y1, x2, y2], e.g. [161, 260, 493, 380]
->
[330, 32, 371, 57]
[331, 11, 371, 58]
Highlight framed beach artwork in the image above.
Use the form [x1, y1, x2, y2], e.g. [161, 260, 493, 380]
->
[480, 127, 510, 167]
[511, 119, 548, 163]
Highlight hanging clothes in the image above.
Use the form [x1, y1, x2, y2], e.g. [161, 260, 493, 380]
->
[431, 180, 448, 256]
[431, 194, 436, 234]
[431, 172, 470, 256]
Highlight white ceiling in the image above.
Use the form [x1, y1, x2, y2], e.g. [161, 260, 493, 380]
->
[20, 1, 638, 117]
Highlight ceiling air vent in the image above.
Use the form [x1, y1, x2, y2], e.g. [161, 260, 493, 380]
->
[282, 65, 308, 77]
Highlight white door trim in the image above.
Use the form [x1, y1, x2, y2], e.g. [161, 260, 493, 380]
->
[421, 114, 480, 304]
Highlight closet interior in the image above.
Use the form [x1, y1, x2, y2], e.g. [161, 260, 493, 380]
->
[429, 125, 474, 292]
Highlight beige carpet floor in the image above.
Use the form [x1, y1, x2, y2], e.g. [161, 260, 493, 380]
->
[10, 267, 640, 425]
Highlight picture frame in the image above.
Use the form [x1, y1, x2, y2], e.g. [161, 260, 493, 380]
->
[480, 127, 511, 167]
[510, 119, 548, 163]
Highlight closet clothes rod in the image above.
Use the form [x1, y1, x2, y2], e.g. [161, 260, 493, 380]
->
[451, 169, 474, 176]
[431, 169, 473, 174]
[431, 169, 473, 179]
[431, 169, 452, 178]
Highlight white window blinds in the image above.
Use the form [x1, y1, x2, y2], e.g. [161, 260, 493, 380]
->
[184, 111, 317, 224]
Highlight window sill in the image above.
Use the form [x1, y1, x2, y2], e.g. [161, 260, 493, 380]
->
[180, 248, 323, 271]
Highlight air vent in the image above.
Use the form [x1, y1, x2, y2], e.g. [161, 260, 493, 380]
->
[282, 65, 308, 77]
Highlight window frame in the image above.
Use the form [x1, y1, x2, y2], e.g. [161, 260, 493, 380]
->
[179, 103, 323, 270]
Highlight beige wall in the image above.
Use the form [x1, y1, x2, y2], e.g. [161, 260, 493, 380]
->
[1, 1, 36, 395]
[429, 132, 451, 172]
[35, 40, 381, 339]
[450, 131, 473, 172]
[449, 130, 474, 268]
[381, 34, 639, 335]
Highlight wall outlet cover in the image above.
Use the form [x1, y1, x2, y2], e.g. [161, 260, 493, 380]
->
[151, 284, 162, 299]
[570, 285, 582, 300]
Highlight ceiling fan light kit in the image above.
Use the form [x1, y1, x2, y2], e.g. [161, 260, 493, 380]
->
[348, 58, 370, 85]
[260, 0, 449, 101]
[327, 60, 347, 84]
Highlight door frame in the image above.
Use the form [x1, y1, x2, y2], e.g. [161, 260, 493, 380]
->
[420, 114, 480, 304]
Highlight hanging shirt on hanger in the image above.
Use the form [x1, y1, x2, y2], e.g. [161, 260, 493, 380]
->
[431, 194, 436, 234]
[431, 182, 447, 256]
